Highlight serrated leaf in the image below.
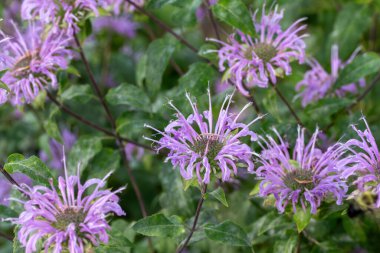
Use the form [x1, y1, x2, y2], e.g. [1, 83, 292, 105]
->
[4, 154, 53, 186]
[88, 148, 120, 179]
[208, 187, 228, 207]
[293, 208, 311, 233]
[273, 236, 297, 253]
[212, 0, 255, 36]
[335, 53, 380, 88]
[204, 220, 250, 247]
[106, 83, 151, 112]
[67, 136, 103, 175]
[61, 84, 93, 103]
[132, 213, 186, 237]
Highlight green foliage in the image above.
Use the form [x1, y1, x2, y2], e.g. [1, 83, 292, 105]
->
[212, 0, 255, 36]
[293, 208, 312, 233]
[132, 213, 186, 237]
[4, 154, 53, 186]
[207, 187, 229, 207]
[204, 220, 250, 247]
[106, 83, 151, 112]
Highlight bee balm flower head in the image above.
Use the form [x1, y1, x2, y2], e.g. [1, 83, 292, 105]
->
[6, 156, 125, 253]
[145, 89, 262, 184]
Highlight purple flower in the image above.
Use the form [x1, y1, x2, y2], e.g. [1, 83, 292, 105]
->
[21, 0, 98, 34]
[0, 173, 31, 206]
[0, 23, 71, 105]
[296, 45, 365, 107]
[100, 0, 145, 15]
[40, 128, 77, 173]
[341, 117, 380, 207]
[124, 143, 144, 161]
[144, 89, 262, 184]
[93, 15, 138, 38]
[255, 127, 347, 214]
[209, 5, 306, 96]
[7, 158, 125, 253]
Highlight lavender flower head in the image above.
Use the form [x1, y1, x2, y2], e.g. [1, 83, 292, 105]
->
[144, 89, 262, 184]
[341, 117, 380, 207]
[124, 143, 144, 161]
[255, 127, 347, 214]
[100, 0, 145, 14]
[0, 23, 71, 105]
[7, 156, 125, 253]
[21, 0, 98, 34]
[93, 15, 138, 38]
[209, 5, 306, 96]
[296, 45, 365, 107]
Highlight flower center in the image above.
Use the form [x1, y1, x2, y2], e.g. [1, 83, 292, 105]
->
[12, 51, 36, 78]
[54, 208, 86, 231]
[192, 134, 224, 162]
[283, 168, 314, 191]
[245, 43, 277, 63]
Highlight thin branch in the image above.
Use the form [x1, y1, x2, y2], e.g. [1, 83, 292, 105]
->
[203, 0, 221, 40]
[269, 82, 304, 127]
[73, 32, 155, 252]
[73, 33, 117, 129]
[0, 167, 21, 188]
[45, 91, 153, 151]
[128, 0, 262, 114]
[176, 184, 207, 253]
[0, 231, 13, 242]
[125, 0, 198, 53]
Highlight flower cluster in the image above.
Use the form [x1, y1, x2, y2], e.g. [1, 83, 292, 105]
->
[341, 117, 380, 208]
[21, 0, 98, 34]
[7, 160, 125, 253]
[211, 5, 307, 96]
[296, 45, 365, 107]
[0, 23, 71, 105]
[255, 127, 347, 213]
[145, 90, 262, 184]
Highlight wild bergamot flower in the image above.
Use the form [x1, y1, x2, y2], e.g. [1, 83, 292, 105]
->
[144, 89, 263, 184]
[0, 22, 71, 105]
[209, 5, 307, 96]
[296, 45, 365, 107]
[6, 158, 125, 253]
[255, 127, 347, 214]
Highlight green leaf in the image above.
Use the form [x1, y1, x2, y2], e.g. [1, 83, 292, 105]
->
[177, 62, 218, 96]
[0, 205, 18, 218]
[4, 154, 53, 186]
[304, 98, 353, 125]
[61, 84, 93, 103]
[335, 53, 380, 88]
[342, 216, 366, 242]
[132, 213, 186, 237]
[207, 187, 228, 207]
[88, 148, 121, 179]
[145, 35, 179, 94]
[212, 0, 255, 36]
[97, 220, 134, 252]
[43, 120, 62, 143]
[273, 236, 298, 253]
[136, 53, 147, 87]
[67, 136, 103, 175]
[329, 3, 371, 59]
[106, 83, 151, 112]
[293, 208, 311, 233]
[204, 220, 250, 247]
[0, 80, 10, 92]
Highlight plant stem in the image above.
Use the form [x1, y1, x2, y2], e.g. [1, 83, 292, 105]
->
[0, 231, 13, 242]
[296, 232, 302, 253]
[203, 0, 221, 40]
[176, 184, 208, 253]
[0, 167, 21, 188]
[269, 82, 304, 127]
[73, 32, 155, 252]
[45, 91, 153, 151]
